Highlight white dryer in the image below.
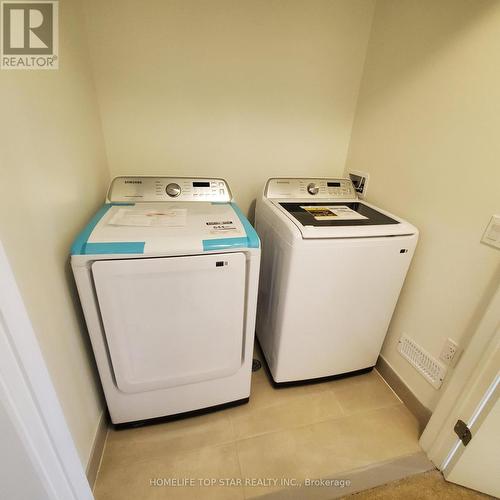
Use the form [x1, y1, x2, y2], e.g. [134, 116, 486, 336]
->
[71, 177, 260, 425]
[255, 178, 418, 384]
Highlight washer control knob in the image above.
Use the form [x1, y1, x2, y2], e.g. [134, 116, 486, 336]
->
[307, 183, 319, 195]
[166, 183, 181, 197]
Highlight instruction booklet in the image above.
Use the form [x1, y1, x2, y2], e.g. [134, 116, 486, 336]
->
[300, 205, 368, 221]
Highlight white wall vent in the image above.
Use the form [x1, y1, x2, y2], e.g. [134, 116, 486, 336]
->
[397, 334, 447, 389]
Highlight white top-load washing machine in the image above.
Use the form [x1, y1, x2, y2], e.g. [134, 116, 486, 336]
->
[71, 176, 260, 425]
[255, 178, 418, 384]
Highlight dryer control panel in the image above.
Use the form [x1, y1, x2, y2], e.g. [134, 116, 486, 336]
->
[265, 178, 357, 200]
[107, 177, 232, 203]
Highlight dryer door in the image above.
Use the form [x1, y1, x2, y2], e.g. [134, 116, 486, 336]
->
[92, 252, 246, 393]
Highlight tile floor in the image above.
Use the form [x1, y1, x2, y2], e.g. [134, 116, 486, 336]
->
[93, 355, 422, 500]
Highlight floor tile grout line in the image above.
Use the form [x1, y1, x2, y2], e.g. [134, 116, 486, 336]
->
[230, 437, 247, 500]
[105, 401, 408, 463]
[232, 401, 410, 447]
[335, 401, 408, 420]
[330, 386, 349, 417]
[108, 403, 409, 460]
[232, 397, 347, 442]
[229, 388, 345, 419]
[99, 375, 415, 470]
[94, 385, 421, 498]
[235, 384, 404, 432]
[327, 375, 404, 414]
[236, 385, 336, 414]
[234, 440, 252, 500]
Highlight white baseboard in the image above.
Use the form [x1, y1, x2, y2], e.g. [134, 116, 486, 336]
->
[86, 411, 108, 489]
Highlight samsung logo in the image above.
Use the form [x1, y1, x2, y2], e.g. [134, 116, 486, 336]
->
[124, 180, 142, 184]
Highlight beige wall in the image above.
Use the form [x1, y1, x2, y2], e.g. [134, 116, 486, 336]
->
[84, 0, 375, 215]
[0, 0, 108, 465]
[3, 0, 499, 466]
[346, 0, 500, 411]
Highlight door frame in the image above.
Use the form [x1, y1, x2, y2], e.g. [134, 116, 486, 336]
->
[420, 284, 500, 469]
[0, 241, 93, 500]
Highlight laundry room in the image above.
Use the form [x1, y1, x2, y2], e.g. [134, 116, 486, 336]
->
[0, 1, 499, 499]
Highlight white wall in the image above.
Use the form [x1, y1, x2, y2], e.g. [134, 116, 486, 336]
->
[84, 0, 375, 215]
[0, 0, 109, 465]
[346, 0, 500, 411]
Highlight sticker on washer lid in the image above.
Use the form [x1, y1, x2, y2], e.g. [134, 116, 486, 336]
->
[300, 205, 368, 221]
[108, 208, 187, 227]
[206, 220, 239, 234]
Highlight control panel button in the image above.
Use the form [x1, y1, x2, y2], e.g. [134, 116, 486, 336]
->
[166, 183, 181, 197]
[307, 183, 319, 195]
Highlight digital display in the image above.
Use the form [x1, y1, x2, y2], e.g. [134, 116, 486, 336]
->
[327, 182, 341, 187]
[193, 181, 210, 187]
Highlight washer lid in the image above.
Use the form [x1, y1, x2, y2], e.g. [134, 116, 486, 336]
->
[71, 201, 259, 256]
[275, 201, 417, 238]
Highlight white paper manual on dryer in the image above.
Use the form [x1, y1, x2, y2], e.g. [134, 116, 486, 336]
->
[108, 208, 187, 227]
[300, 205, 368, 221]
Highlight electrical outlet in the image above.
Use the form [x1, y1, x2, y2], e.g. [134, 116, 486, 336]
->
[439, 338, 461, 367]
[481, 215, 500, 249]
[348, 170, 369, 199]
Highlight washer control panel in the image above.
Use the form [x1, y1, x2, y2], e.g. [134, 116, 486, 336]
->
[265, 178, 356, 200]
[107, 177, 232, 203]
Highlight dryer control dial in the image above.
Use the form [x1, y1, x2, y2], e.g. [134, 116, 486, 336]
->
[166, 183, 181, 197]
[307, 183, 319, 195]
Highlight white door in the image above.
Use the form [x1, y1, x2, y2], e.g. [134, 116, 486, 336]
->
[0, 399, 52, 500]
[442, 345, 499, 497]
[0, 241, 93, 500]
[446, 390, 499, 496]
[92, 252, 246, 393]
[420, 285, 500, 497]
